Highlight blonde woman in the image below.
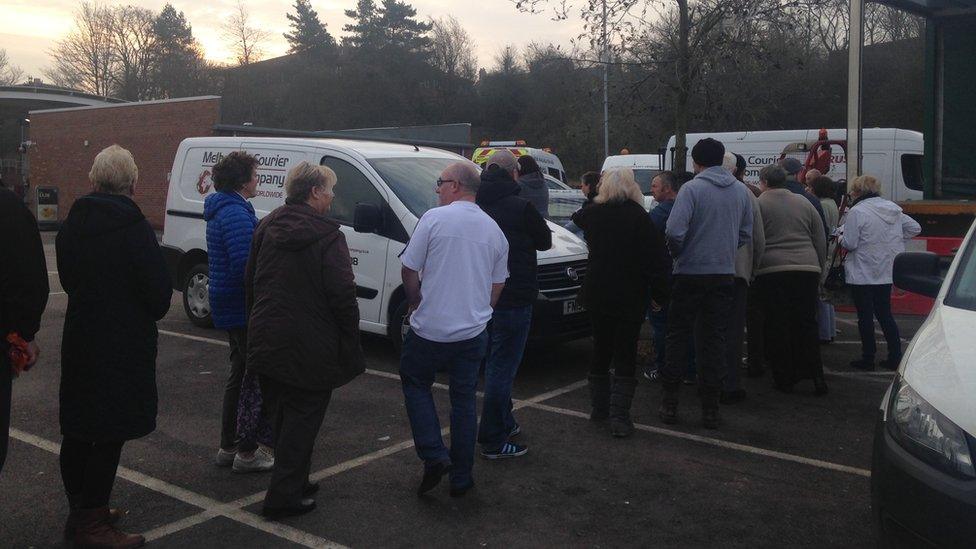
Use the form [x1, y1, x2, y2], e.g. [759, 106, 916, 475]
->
[839, 175, 921, 371]
[56, 145, 172, 547]
[571, 168, 668, 437]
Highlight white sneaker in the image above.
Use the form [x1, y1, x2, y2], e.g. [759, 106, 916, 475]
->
[215, 447, 237, 467]
[233, 447, 275, 473]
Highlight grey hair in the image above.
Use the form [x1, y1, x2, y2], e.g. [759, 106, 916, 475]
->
[285, 161, 337, 205]
[487, 149, 518, 171]
[759, 164, 787, 188]
[447, 161, 481, 195]
[89, 145, 138, 194]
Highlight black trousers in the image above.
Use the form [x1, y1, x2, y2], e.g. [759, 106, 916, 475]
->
[746, 282, 765, 372]
[662, 275, 735, 406]
[0, 358, 10, 475]
[756, 271, 824, 387]
[221, 328, 257, 452]
[60, 437, 125, 509]
[723, 278, 749, 392]
[589, 313, 642, 378]
[260, 375, 331, 509]
[850, 284, 902, 362]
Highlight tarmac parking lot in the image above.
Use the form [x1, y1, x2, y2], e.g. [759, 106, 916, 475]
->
[0, 236, 925, 548]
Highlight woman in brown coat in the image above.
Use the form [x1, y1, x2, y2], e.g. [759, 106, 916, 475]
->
[245, 161, 365, 519]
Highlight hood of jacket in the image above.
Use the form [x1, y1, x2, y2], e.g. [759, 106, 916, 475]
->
[855, 195, 904, 225]
[204, 190, 253, 221]
[477, 165, 521, 204]
[518, 171, 547, 190]
[64, 193, 145, 237]
[264, 203, 340, 251]
[694, 166, 737, 188]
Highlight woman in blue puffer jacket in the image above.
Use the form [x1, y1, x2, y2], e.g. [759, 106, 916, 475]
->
[204, 151, 274, 473]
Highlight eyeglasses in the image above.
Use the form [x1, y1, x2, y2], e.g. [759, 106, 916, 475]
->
[435, 178, 457, 187]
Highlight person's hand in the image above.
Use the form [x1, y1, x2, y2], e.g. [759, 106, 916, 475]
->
[650, 300, 662, 313]
[407, 302, 419, 315]
[25, 341, 40, 369]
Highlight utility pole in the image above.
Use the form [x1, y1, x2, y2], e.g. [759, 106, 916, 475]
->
[601, 0, 609, 160]
[847, 0, 864, 183]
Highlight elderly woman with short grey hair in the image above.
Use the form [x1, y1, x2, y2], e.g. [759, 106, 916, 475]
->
[839, 174, 921, 371]
[245, 161, 365, 519]
[56, 144, 173, 547]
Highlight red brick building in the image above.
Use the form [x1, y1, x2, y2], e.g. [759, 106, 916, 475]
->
[28, 96, 221, 229]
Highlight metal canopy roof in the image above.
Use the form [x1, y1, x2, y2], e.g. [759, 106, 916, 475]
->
[872, 0, 976, 16]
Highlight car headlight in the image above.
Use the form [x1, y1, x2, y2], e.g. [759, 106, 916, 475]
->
[888, 376, 976, 479]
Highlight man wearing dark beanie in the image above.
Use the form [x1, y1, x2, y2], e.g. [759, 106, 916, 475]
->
[660, 138, 753, 429]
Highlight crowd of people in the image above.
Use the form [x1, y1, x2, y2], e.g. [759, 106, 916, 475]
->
[0, 137, 922, 547]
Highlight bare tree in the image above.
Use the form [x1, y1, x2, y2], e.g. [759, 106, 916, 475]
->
[45, 2, 115, 96]
[222, 1, 271, 66]
[429, 16, 476, 80]
[107, 6, 158, 100]
[0, 49, 25, 85]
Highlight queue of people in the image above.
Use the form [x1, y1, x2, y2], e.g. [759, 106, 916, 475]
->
[0, 138, 923, 547]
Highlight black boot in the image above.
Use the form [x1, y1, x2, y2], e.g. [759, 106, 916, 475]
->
[588, 374, 611, 422]
[659, 382, 679, 424]
[609, 376, 637, 438]
[701, 386, 721, 429]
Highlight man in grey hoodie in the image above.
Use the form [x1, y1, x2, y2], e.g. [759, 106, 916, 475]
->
[660, 138, 753, 429]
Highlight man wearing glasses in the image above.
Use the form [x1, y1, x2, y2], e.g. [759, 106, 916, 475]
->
[399, 161, 509, 498]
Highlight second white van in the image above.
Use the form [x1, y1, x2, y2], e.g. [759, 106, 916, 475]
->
[161, 137, 591, 350]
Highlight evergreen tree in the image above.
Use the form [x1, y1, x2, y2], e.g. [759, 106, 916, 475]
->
[151, 4, 209, 98]
[284, 0, 335, 54]
[377, 0, 431, 52]
[342, 0, 380, 48]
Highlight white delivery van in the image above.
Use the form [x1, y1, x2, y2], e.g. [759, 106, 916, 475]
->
[663, 128, 925, 202]
[472, 141, 568, 183]
[601, 153, 662, 211]
[161, 137, 590, 349]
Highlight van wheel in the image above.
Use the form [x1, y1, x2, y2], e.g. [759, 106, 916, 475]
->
[183, 264, 213, 328]
[390, 300, 409, 355]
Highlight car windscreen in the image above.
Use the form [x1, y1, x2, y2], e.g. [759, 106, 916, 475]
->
[367, 157, 458, 218]
[945, 232, 976, 312]
[633, 169, 660, 195]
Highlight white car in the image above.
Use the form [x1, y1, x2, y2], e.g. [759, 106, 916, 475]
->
[161, 136, 591, 350]
[544, 175, 585, 223]
[872, 219, 976, 546]
[602, 153, 662, 211]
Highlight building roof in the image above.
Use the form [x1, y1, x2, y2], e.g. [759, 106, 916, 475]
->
[874, 0, 976, 16]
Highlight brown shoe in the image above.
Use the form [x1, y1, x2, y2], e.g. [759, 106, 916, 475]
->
[73, 507, 144, 549]
[65, 507, 124, 541]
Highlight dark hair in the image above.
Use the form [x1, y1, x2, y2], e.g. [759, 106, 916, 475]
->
[212, 151, 258, 192]
[691, 138, 725, 167]
[759, 164, 787, 188]
[810, 176, 836, 199]
[654, 170, 677, 190]
[517, 155, 541, 176]
[734, 154, 747, 179]
[675, 171, 695, 190]
[581, 171, 600, 188]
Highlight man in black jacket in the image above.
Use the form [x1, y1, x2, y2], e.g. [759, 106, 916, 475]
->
[0, 185, 49, 475]
[475, 150, 552, 459]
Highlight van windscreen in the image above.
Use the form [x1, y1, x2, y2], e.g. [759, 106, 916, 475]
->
[901, 154, 925, 191]
[367, 157, 458, 217]
[633, 169, 660, 195]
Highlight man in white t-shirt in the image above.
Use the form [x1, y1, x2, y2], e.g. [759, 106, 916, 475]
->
[399, 160, 509, 498]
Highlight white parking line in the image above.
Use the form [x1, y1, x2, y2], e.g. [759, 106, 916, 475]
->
[8, 428, 347, 548]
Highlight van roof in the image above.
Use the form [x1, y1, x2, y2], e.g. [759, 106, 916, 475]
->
[180, 136, 464, 161]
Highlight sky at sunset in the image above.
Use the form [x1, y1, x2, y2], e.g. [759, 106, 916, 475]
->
[0, 0, 586, 79]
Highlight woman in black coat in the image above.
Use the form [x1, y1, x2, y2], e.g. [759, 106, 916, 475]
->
[572, 168, 668, 438]
[56, 145, 172, 548]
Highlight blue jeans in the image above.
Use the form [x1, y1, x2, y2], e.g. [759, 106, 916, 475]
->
[648, 303, 696, 378]
[400, 330, 488, 488]
[477, 306, 532, 451]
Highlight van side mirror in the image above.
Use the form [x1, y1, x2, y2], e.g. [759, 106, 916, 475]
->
[893, 252, 943, 298]
[353, 203, 382, 234]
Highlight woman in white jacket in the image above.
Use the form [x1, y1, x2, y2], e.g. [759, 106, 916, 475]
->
[839, 175, 921, 371]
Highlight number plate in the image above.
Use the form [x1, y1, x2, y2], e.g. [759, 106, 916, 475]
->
[562, 299, 585, 315]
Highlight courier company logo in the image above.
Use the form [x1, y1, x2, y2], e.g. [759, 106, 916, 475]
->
[197, 170, 212, 195]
